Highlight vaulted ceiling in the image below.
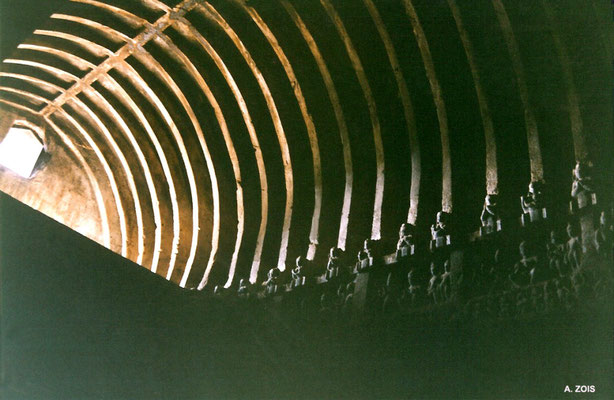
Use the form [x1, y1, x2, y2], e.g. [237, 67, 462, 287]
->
[0, 0, 611, 288]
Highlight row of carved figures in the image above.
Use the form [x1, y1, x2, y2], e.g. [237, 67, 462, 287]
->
[231, 209, 612, 323]
[224, 222, 611, 326]
[226, 205, 611, 309]
[212, 160, 605, 297]
[379, 214, 612, 314]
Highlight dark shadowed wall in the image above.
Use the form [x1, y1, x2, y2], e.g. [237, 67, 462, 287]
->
[1, 193, 612, 399]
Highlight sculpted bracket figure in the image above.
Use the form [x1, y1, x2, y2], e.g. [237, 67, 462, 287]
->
[326, 247, 344, 280]
[291, 256, 308, 288]
[396, 222, 415, 258]
[570, 161, 597, 212]
[480, 194, 501, 235]
[262, 267, 281, 296]
[430, 211, 451, 251]
[237, 278, 250, 298]
[520, 180, 548, 225]
[356, 238, 375, 271]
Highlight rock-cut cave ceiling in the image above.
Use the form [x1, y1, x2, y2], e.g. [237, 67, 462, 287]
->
[0, 0, 611, 288]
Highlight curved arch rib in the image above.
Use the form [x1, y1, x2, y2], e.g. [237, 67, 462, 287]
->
[280, 0, 353, 251]
[0, 104, 44, 148]
[448, 0, 498, 194]
[68, 95, 145, 263]
[0, 72, 65, 96]
[402, 0, 452, 212]
[173, 17, 269, 285]
[69, 0, 147, 28]
[0, 94, 115, 254]
[34, 29, 115, 58]
[233, 0, 322, 262]
[199, 3, 294, 271]
[0, 59, 128, 257]
[0, 86, 50, 106]
[492, 0, 543, 181]
[15, 42, 147, 265]
[39, 20, 179, 274]
[127, 48, 209, 286]
[320, 0, 385, 240]
[0, 99, 41, 116]
[149, 33, 232, 288]
[18, 44, 92, 72]
[3, 59, 78, 83]
[363, 0, 421, 224]
[98, 66, 178, 274]
[113, 57, 199, 282]
[50, 14, 132, 43]
[54, 107, 129, 257]
[0, 107, 106, 243]
[541, 0, 586, 161]
[37, 2, 200, 278]
[30, 30, 164, 271]
[81, 84, 157, 267]
[44, 117, 111, 248]
[42, 0, 198, 118]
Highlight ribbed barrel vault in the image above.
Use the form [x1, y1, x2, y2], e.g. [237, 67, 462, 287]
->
[0, 0, 611, 288]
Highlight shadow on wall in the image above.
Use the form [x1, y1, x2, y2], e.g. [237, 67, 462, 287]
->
[0, 192, 612, 399]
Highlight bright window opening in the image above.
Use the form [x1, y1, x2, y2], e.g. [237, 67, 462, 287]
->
[0, 126, 44, 178]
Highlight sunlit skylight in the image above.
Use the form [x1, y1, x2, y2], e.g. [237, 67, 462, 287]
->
[0, 126, 44, 178]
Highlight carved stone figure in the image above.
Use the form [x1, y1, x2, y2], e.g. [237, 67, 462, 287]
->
[405, 269, 425, 307]
[262, 267, 280, 295]
[547, 230, 565, 258]
[263, 267, 280, 285]
[566, 222, 582, 271]
[381, 272, 398, 314]
[430, 211, 451, 250]
[341, 281, 355, 314]
[431, 211, 450, 240]
[480, 194, 501, 233]
[237, 278, 249, 298]
[594, 210, 613, 256]
[570, 161, 595, 200]
[326, 247, 343, 279]
[335, 284, 347, 308]
[396, 222, 415, 256]
[521, 181, 544, 212]
[427, 262, 442, 304]
[521, 181, 547, 223]
[358, 239, 373, 261]
[438, 259, 452, 302]
[547, 230, 570, 278]
[292, 256, 307, 287]
[357, 238, 374, 270]
[509, 241, 535, 289]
